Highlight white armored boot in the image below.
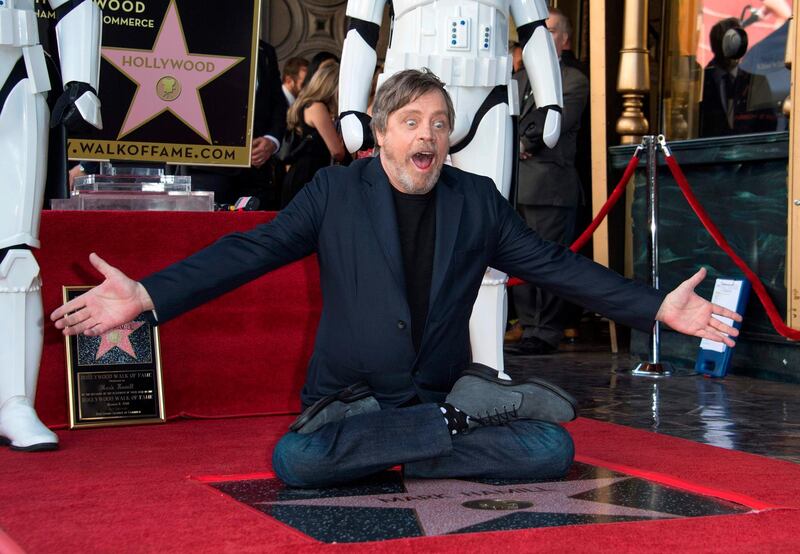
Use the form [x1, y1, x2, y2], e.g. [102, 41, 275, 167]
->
[0, 250, 58, 451]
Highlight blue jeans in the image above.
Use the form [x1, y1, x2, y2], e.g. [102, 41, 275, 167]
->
[272, 404, 574, 488]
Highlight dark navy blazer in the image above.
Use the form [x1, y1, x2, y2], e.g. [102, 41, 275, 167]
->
[141, 157, 665, 407]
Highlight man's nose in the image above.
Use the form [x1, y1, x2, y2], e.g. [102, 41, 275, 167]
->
[417, 122, 435, 139]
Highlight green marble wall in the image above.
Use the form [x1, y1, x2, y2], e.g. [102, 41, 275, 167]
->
[609, 132, 800, 382]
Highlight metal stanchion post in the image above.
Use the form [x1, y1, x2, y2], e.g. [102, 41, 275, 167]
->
[632, 135, 674, 377]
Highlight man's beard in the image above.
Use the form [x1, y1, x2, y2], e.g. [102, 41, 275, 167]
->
[382, 143, 442, 195]
[394, 164, 441, 195]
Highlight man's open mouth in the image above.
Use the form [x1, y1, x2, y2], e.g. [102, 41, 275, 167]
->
[411, 152, 435, 170]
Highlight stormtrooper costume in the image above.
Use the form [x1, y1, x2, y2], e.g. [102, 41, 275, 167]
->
[0, 0, 102, 450]
[339, 0, 563, 376]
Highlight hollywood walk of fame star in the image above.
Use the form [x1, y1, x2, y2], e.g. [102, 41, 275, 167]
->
[95, 321, 145, 361]
[256, 476, 678, 536]
[102, 0, 244, 142]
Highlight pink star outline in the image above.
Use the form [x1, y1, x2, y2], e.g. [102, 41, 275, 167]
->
[95, 321, 145, 361]
[102, 0, 244, 142]
[258, 477, 680, 536]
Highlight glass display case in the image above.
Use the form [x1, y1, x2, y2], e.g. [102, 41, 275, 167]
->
[51, 164, 213, 212]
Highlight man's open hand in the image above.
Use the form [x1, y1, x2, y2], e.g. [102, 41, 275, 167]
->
[50, 253, 154, 336]
[655, 267, 742, 347]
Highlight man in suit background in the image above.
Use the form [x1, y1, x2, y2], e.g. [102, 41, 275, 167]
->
[699, 18, 778, 138]
[184, 40, 288, 209]
[52, 70, 739, 488]
[281, 56, 309, 107]
[507, 8, 590, 355]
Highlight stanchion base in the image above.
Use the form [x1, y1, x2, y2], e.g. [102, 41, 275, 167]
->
[631, 361, 674, 378]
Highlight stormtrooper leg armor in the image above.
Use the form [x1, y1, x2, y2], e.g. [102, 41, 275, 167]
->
[449, 86, 515, 379]
[0, 249, 57, 451]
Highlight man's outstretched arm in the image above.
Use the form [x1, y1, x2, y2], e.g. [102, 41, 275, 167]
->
[655, 267, 742, 347]
[50, 253, 153, 336]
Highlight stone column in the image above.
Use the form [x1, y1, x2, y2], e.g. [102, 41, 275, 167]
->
[616, 0, 649, 144]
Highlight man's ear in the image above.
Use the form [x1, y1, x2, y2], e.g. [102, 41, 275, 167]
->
[374, 129, 384, 148]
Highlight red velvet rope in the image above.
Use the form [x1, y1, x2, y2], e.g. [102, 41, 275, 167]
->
[507, 148, 642, 288]
[570, 147, 643, 253]
[663, 152, 800, 341]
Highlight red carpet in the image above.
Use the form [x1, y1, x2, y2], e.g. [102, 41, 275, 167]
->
[16, 212, 798, 551]
[1, 416, 798, 553]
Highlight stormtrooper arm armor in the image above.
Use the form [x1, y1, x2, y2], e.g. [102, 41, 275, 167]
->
[338, 0, 386, 153]
[510, 0, 562, 148]
[49, 0, 103, 130]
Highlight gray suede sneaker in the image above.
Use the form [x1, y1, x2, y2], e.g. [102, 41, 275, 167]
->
[446, 363, 577, 426]
[289, 383, 380, 434]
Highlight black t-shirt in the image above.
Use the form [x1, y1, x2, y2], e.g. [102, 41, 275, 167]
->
[392, 186, 436, 352]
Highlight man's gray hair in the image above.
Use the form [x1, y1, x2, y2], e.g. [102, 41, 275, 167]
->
[370, 68, 455, 138]
[548, 7, 573, 39]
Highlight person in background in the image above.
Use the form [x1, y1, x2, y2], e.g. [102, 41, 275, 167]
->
[506, 8, 589, 356]
[699, 18, 777, 137]
[282, 57, 309, 107]
[544, 18, 591, 345]
[67, 161, 99, 190]
[509, 41, 523, 73]
[281, 62, 346, 207]
[272, 56, 311, 203]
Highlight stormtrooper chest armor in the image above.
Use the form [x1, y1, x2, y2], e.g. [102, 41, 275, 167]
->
[384, 0, 511, 87]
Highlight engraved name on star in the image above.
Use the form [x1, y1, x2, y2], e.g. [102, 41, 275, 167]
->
[257, 477, 678, 536]
[102, 0, 244, 142]
[95, 321, 144, 360]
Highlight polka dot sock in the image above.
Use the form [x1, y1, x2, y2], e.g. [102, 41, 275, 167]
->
[438, 402, 470, 435]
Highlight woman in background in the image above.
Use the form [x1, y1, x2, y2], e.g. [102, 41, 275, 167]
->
[281, 61, 346, 207]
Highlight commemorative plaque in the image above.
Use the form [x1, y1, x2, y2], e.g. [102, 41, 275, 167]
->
[63, 286, 166, 428]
